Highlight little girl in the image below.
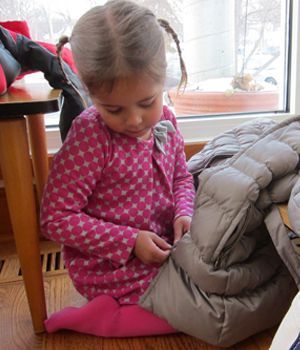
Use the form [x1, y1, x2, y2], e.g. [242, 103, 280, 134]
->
[41, 0, 195, 329]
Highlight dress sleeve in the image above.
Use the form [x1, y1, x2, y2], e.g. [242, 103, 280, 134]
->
[40, 113, 138, 267]
[164, 107, 195, 219]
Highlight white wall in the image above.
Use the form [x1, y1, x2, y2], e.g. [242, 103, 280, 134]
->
[183, 0, 235, 84]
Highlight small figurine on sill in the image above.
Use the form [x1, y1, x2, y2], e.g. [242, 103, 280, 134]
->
[231, 73, 263, 91]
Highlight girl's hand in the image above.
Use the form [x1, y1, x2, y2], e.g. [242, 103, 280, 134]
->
[134, 230, 172, 265]
[173, 216, 192, 244]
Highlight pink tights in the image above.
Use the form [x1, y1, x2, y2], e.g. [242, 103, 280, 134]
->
[45, 294, 177, 337]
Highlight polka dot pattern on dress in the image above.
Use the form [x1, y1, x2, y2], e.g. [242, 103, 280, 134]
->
[41, 105, 195, 304]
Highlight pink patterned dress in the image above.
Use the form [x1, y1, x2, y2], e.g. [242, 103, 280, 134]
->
[40, 105, 195, 304]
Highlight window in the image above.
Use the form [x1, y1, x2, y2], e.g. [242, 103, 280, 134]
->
[1, 0, 299, 148]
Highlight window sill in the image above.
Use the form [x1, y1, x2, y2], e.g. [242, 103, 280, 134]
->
[46, 111, 296, 153]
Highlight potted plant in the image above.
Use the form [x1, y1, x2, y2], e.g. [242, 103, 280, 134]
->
[167, 73, 279, 116]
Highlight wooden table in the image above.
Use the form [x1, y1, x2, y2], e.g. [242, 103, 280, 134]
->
[0, 76, 61, 333]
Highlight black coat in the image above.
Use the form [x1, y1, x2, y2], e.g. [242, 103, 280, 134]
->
[0, 25, 91, 141]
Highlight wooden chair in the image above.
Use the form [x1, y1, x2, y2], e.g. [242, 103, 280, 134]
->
[0, 75, 61, 333]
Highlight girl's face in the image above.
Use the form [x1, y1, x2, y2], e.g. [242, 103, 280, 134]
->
[92, 74, 164, 140]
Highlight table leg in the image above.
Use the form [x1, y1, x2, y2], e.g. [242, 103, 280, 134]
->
[0, 117, 47, 333]
[26, 114, 49, 204]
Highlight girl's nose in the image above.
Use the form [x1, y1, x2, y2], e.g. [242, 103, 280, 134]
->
[126, 112, 142, 127]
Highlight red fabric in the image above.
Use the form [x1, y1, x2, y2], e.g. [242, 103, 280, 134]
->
[0, 21, 32, 83]
[45, 294, 177, 337]
[0, 20, 77, 86]
[0, 20, 31, 38]
[0, 64, 7, 95]
[0, 21, 76, 72]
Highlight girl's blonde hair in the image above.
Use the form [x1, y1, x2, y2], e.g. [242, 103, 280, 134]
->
[57, 0, 187, 94]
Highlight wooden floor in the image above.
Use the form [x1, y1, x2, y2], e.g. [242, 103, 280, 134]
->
[0, 241, 277, 350]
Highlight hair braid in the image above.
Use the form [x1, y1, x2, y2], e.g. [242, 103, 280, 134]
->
[158, 18, 187, 91]
[56, 35, 87, 108]
[56, 35, 71, 83]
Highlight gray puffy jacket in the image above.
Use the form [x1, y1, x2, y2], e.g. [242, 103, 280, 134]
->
[140, 116, 300, 347]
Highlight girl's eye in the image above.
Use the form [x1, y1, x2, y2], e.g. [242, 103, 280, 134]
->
[139, 100, 155, 108]
[106, 107, 122, 114]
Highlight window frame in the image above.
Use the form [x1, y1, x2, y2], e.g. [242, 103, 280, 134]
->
[46, 0, 300, 152]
